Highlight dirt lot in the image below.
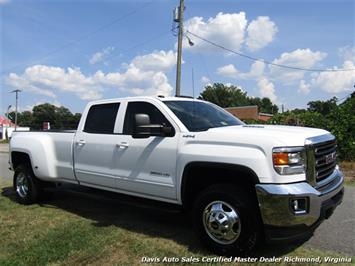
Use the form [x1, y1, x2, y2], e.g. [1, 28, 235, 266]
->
[340, 161, 355, 185]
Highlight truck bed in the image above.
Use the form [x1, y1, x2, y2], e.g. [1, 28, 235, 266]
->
[10, 131, 77, 182]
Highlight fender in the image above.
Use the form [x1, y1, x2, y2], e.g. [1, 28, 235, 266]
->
[180, 161, 260, 206]
[9, 132, 76, 181]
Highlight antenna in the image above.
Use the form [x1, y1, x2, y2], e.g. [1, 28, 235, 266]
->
[191, 68, 196, 124]
[192, 68, 195, 99]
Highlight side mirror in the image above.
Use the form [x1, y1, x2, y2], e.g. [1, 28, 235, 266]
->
[135, 113, 151, 127]
[134, 113, 172, 138]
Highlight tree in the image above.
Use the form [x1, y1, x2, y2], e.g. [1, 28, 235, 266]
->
[199, 83, 238, 107]
[327, 96, 355, 160]
[8, 111, 33, 127]
[249, 97, 279, 114]
[32, 104, 56, 130]
[9, 103, 81, 130]
[67, 113, 82, 129]
[18, 111, 33, 127]
[269, 95, 354, 160]
[199, 83, 278, 113]
[55, 106, 74, 129]
[307, 97, 337, 115]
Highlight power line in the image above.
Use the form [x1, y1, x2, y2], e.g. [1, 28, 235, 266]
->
[336, 92, 353, 103]
[1, 1, 152, 74]
[186, 30, 355, 72]
[105, 29, 171, 63]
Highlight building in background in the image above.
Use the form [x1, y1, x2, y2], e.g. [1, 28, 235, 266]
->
[225, 106, 273, 122]
[0, 116, 15, 140]
[0, 116, 30, 140]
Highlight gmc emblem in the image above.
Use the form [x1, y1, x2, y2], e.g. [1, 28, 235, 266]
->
[325, 152, 336, 164]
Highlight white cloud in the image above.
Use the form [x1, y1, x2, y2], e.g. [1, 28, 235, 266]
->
[298, 80, 311, 95]
[217, 61, 265, 79]
[250, 61, 266, 76]
[338, 46, 355, 62]
[240, 61, 265, 79]
[96, 65, 173, 96]
[7, 50, 175, 100]
[7, 66, 102, 100]
[89, 46, 114, 65]
[270, 48, 327, 83]
[201, 76, 210, 84]
[217, 64, 238, 78]
[0, 0, 10, 4]
[7, 72, 57, 98]
[184, 12, 277, 54]
[225, 83, 233, 87]
[184, 12, 248, 53]
[258, 77, 277, 102]
[246, 16, 278, 52]
[131, 50, 176, 72]
[24, 100, 62, 112]
[311, 60, 355, 94]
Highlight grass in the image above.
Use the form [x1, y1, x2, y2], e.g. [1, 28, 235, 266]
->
[0, 178, 353, 266]
[0, 139, 9, 144]
[340, 161, 355, 186]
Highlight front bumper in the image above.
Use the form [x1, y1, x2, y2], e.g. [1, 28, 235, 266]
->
[256, 167, 344, 242]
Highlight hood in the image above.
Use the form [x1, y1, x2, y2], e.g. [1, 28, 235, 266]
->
[206, 124, 330, 147]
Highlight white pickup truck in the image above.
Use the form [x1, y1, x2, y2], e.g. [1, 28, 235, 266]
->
[9, 96, 344, 254]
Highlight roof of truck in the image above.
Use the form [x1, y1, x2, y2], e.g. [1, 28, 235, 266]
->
[88, 96, 204, 105]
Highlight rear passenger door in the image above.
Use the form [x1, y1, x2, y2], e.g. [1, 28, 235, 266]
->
[73, 102, 121, 188]
[114, 101, 178, 200]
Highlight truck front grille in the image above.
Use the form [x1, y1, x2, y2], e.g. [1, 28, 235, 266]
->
[314, 139, 337, 182]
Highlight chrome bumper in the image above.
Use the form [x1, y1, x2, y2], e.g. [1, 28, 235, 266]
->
[256, 168, 344, 238]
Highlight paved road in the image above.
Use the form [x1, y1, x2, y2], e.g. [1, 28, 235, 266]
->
[0, 143, 9, 153]
[304, 186, 354, 256]
[0, 153, 353, 255]
[0, 153, 12, 181]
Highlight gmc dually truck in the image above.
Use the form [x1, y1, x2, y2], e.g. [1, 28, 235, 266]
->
[9, 96, 344, 254]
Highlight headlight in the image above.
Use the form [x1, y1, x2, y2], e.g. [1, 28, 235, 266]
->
[272, 147, 306, 175]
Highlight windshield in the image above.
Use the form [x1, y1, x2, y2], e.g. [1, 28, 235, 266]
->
[164, 100, 244, 132]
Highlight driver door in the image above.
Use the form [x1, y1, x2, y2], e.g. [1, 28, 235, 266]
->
[114, 101, 178, 200]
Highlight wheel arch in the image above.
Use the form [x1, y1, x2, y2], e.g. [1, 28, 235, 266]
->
[181, 162, 260, 209]
[11, 151, 33, 171]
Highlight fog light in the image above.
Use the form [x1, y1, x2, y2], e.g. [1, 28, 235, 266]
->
[290, 198, 308, 215]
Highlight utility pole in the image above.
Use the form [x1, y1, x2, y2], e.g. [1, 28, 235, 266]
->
[10, 89, 21, 130]
[175, 0, 184, 96]
[6, 105, 12, 120]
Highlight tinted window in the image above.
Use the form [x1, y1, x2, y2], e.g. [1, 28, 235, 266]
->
[123, 102, 173, 135]
[164, 100, 244, 132]
[84, 103, 120, 134]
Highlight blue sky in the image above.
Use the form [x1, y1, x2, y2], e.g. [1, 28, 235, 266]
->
[1, 0, 354, 114]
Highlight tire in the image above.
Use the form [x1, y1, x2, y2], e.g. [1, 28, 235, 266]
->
[192, 184, 262, 255]
[13, 164, 43, 205]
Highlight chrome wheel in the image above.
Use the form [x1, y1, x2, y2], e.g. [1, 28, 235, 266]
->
[203, 200, 242, 244]
[16, 172, 29, 198]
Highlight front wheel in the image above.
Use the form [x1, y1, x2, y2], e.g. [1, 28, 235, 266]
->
[192, 184, 262, 255]
[13, 164, 42, 204]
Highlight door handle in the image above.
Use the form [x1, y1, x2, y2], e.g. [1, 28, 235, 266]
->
[116, 142, 129, 149]
[76, 140, 86, 146]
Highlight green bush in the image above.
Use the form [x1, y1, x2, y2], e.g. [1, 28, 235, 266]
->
[266, 96, 354, 161]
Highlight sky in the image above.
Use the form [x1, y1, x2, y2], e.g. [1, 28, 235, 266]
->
[0, 0, 354, 115]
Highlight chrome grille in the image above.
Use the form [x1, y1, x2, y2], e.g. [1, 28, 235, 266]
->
[314, 139, 337, 182]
